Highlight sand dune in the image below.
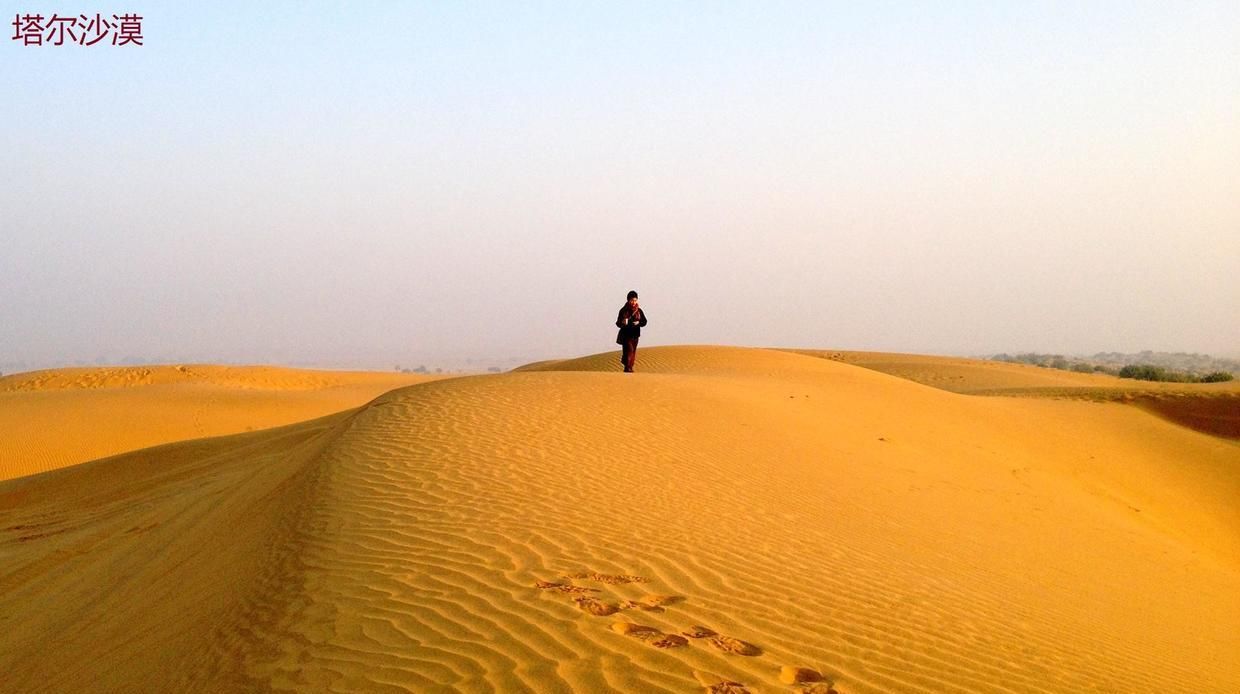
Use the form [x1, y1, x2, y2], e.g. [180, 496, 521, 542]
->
[788, 349, 1240, 395]
[0, 365, 434, 481]
[2, 346, 1237, 693]
[787, 349, 1240, 439]
[785, 350, 1137, 392]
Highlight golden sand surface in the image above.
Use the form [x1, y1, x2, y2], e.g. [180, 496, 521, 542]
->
[0, 365, 435, 481]
[1, 346, 1237, 693]
[788, 350, 1240, 439]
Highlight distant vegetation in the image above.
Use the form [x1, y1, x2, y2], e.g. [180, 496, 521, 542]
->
[990, 352, 1236, 384]
[1116, 365, 1234, 383]
[991, 353, 1116, 375]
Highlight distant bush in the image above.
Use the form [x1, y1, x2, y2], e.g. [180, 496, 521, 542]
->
[991, 351, 1239, 383]
[1119, 364, 1181, 382]
[993, 353, 1095, 373]
[1117, 365, 1232, 383]
[992, 351, 1240, 377]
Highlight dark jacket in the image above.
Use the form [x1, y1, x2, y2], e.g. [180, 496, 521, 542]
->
[615, 305, 648, 342]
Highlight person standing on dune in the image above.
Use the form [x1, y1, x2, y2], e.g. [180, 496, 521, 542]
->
[615, 290, 648, 373]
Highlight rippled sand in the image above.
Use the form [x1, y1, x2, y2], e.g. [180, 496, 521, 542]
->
[2, 347, 1237, 693]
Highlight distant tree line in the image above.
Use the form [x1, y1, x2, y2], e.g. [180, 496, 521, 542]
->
[395, 365, 443, 374]
[1116, 365, 1233, 383]
[1090, 350, 1240, 373]
[992, 353, 1116, 375]
[990, 352, 1234, 383]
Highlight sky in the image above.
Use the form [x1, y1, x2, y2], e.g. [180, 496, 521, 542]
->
[2, 2, 1238, 370]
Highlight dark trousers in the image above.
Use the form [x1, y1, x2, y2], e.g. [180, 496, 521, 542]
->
[621, 338, 639, 372]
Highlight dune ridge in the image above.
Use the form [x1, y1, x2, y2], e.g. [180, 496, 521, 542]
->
[2, 346, 1237, 692]
[0, 365, 434, 481]
[0, 364, 405, 393]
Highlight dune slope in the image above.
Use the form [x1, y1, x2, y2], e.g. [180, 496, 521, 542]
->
[2, 346, 1237, 693]
[0, 365, 433, 481]
[786, 349, 1240, 439]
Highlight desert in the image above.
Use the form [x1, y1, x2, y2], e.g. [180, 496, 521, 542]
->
[6, 5, 1237, 692]
[2, 346, 1236, 692]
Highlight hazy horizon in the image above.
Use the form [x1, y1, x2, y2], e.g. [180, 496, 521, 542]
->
[4, 2, 1238, 371]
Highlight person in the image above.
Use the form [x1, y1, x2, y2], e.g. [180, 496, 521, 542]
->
[615, 290, 648, 373]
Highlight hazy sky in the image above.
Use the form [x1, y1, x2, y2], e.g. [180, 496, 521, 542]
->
[3, 2, 1238, 369]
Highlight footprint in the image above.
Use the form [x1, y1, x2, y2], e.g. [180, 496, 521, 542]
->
[707, 635, 761, 656]
[781, 666, 840, 692]
[682, 625, 718, 639]
[611, 622, 659, 637]
[534, 580, 599, 595]
[610, 621, 688, 648]
[565, 571, 650, 585]
[693, 670, 751, 693]
[798, 685, 840, 694]
[618, 594, 683, 612]
[572, 596, 623, 616]
[779, 666, 822, 684]
[682, 627, 762, 656]
[649, 633, 690, 649]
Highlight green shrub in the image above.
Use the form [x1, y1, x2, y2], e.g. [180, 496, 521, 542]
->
[1117, 364, 1231, 383]
[1119, 364, 1177, 381]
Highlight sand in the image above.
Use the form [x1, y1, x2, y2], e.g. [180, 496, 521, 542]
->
[789, 350, 1240, 438]
[1, 346, 1237, 693]
[0, 365, 435, 481]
